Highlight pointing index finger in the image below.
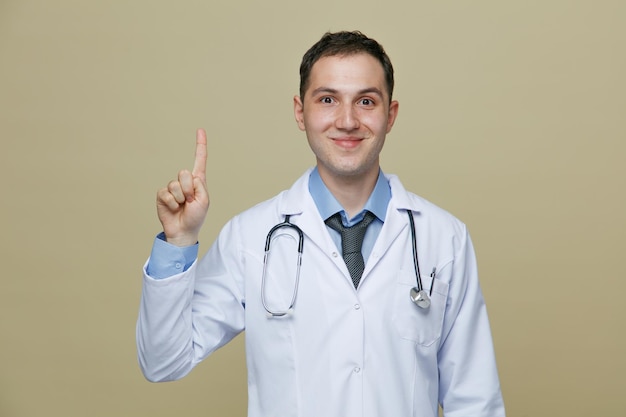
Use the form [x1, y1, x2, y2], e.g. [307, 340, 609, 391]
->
[192, 128, 207, 179]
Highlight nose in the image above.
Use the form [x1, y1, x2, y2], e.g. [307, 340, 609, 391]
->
[335, 104, 360, 131]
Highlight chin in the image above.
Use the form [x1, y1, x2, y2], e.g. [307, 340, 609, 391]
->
[330, 165, 375, 180]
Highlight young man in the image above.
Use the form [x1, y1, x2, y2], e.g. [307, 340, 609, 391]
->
[137, 31, 505, 417]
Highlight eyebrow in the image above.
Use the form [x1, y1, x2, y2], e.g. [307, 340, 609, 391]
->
[310, 87, 385, 99]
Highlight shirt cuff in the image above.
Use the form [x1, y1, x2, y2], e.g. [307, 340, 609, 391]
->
[146, 232, 199, 279]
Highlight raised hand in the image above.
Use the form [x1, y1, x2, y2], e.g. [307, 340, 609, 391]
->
[156, 129, 210, 247]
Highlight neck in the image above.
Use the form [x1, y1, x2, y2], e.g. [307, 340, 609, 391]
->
[318, 167, 379, 218]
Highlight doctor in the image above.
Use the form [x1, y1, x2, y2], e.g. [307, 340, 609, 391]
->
[137, 31, 506, 417]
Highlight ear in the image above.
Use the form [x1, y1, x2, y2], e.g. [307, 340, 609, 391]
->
[293, 95, 306, 131]
[386, 100, 399, 133]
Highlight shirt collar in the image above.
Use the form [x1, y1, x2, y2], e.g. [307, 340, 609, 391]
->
[308, 167, 390, 226]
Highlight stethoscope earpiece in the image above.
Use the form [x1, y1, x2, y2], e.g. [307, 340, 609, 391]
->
[410, 287, 431, 309]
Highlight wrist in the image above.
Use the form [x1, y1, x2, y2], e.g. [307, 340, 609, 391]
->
[163, 233, 198, 247]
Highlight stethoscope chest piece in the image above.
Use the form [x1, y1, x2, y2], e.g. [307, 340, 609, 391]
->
[410, 287, 431, 309]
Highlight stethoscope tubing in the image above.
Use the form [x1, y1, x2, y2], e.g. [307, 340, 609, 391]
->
[261, 215, 303, 317]
[407, 210, 424, 293]
[261, 210, 431, 316]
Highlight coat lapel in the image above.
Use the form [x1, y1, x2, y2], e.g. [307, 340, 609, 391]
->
[362, 174, 424, 281]
[278, 170, 337, 257]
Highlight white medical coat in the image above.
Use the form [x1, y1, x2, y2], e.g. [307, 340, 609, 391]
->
[137, 170, 505, 417]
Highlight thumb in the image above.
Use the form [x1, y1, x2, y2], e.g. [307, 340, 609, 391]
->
[193, 176, 210, 206]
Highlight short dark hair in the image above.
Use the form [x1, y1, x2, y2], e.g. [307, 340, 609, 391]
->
[299, 31, 395, 101]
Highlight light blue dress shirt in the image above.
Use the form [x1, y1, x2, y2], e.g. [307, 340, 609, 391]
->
[308, 167, 389, 263]
[147, 168, 391, 279]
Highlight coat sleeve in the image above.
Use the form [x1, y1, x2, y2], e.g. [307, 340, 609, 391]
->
[136, 219, 246, 382]
[437, 225, 506, 417]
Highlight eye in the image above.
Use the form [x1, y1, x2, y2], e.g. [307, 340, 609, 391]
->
[359, 98, 375, 106]
[320, 96, 334, 104]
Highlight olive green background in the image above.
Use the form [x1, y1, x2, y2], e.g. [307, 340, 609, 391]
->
[1, 1, 624, 416]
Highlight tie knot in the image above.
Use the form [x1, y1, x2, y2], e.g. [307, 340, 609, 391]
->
[325, 211, 376, 254]
[325, 211, 375, 232]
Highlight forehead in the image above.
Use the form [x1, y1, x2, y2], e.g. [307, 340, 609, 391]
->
[306, 53, 388, 97]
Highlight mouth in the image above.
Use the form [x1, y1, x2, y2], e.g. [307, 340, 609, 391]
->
[331, 137, 364, 149]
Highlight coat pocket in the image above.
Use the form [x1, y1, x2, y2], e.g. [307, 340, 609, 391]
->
[392, 270, 448, 346]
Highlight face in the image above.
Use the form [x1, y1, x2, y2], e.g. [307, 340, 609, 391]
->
[294, 53, 399, 183]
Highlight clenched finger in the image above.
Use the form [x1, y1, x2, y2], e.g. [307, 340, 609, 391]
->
[167, 180, 186, 204]
[157, 187, 181, 211]
[178, 170, 195, 202]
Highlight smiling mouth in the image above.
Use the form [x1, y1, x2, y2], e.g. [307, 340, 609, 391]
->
[332, 137, 363, 149]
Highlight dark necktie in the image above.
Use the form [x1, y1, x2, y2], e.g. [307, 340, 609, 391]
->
[325, 211, 376, 288]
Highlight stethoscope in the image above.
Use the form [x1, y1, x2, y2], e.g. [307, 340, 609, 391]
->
[261, 210, 431, 317]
